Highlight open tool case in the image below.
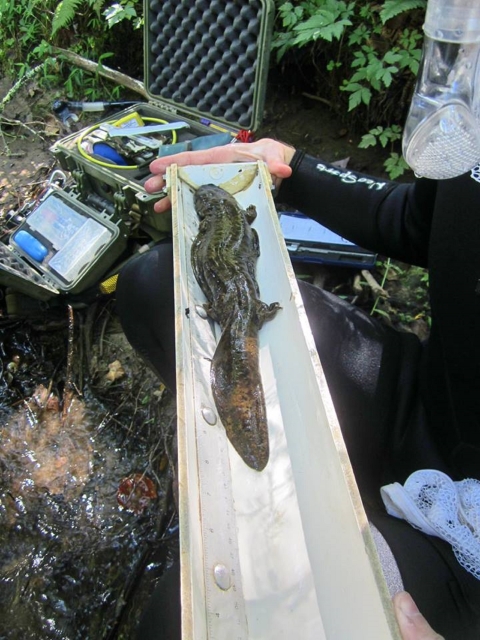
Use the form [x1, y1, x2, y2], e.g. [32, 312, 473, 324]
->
[0, 185, 129, 301]
[50, 0, 274, 238]
[0, 0, 275, 301]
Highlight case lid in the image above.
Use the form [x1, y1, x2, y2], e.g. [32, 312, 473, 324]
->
[0, 243, 59, 300]
[144, 0, 275, 131]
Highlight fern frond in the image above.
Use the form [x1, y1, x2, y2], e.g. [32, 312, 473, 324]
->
[52, 0, 84, 35]
[380, 0, 426, 24]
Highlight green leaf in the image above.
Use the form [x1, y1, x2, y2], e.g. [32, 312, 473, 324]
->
[384, 50, 402, 65]
[348, 24, 369, 46]
[347, 85, 371, 110]
[326, 59, 342, 71]
[376, 66, 398, 87]
[279, 2, 301, 29]
[104, 2, 137, 27]
[271, 32, 292, 61]
[293, 11, 352, 44]
[350, 68, 368, 82]
[52, 0, 84, 35]
[372, 308, 391, 319]
[358, 133, 377, 148]
[379, 130, 390, 146]
[97, 51, 114, 71]
[380, 0, 426, 24]
[384, 153, 410, 179]
[351, 50, 367, 68]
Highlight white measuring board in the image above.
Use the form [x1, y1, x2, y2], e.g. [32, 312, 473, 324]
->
[170, 162, 401, 640]
[189, 316, 249, 640]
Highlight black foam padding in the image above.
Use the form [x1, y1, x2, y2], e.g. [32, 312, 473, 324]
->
[146, 0, 270, 129]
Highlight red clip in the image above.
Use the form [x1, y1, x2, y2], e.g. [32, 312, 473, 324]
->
[236, 129, 254, 143]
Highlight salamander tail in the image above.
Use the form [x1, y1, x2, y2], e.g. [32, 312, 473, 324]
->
[210, 327, 269, 471]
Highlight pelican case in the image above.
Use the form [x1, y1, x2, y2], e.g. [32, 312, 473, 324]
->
[0, 0, 275, 301]
[50, 0, 275, 237]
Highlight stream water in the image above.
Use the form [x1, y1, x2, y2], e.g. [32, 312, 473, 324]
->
[0, 315, 177, 639]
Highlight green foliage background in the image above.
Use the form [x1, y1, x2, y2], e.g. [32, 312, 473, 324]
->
[0, 0, 144, 100]
[272, 0, 426, 176]
[0, 0, 427, 177]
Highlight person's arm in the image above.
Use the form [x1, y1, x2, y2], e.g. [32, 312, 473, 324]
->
[145, 138, 436, 267]
[276, 151, 436, 268]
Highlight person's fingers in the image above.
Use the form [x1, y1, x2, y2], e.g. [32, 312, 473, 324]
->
[147, 145, 250, 184]
[144, 138, 296, 212]
[144, 173, 166, 194]
[145, 147, 247, 199]
[153, 195, 171, 214]
[230, 146, 293, 186]
[147, 140, 294, 184]
[393, 591, 444, 640]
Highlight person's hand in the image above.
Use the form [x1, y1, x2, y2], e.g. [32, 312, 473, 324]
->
[144, 138, 296, 213]
[393, 591, 444, 640]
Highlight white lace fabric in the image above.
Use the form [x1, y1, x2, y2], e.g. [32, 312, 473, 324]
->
[381, 470, 480, 580]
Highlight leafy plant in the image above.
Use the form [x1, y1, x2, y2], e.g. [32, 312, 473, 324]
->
[0, 0, 143, 102]
[104, 1, 142, 29]
[272, 0, 426, 177]
[370, 260, 430, 329]
[0, 0, 54, 73]
[384, 153, 410, 180]
[342, 47, 404, 110]
[274, 0, 355, 60]
[380, 0, 426, 23]
[52, 0, 88, 35]
[274, 1, 355, 61]
[359, 124, 410, 179]
[52, 0, 142, 35]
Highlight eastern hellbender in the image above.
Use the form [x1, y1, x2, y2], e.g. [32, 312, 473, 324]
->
[191, 183, 281, 471]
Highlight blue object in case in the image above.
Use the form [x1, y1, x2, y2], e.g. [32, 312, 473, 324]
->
[14, 230, 48, 262]
[93, 142, 128, 165]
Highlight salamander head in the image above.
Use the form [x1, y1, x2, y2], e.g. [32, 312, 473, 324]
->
[194, 184, 238, 219]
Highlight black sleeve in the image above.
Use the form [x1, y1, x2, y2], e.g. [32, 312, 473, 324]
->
[275, 151, 437, 267]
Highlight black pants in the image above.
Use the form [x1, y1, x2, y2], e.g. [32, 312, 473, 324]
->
[116, 241, 480, 639]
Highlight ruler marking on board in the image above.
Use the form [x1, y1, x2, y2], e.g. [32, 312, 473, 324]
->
[189, 277, 249, 638]
[194, 386, 249, 640]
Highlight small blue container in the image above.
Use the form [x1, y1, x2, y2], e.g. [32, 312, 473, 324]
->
[14, 230, 48, 262]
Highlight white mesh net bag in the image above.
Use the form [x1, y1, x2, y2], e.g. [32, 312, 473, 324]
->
[381, 470, 480, 579]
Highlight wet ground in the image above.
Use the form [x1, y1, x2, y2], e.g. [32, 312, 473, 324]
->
[0, 302, 178, 639]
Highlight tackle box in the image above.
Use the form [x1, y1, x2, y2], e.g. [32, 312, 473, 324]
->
[0, 185, 129, 301]
[0, 0, 275, 301]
